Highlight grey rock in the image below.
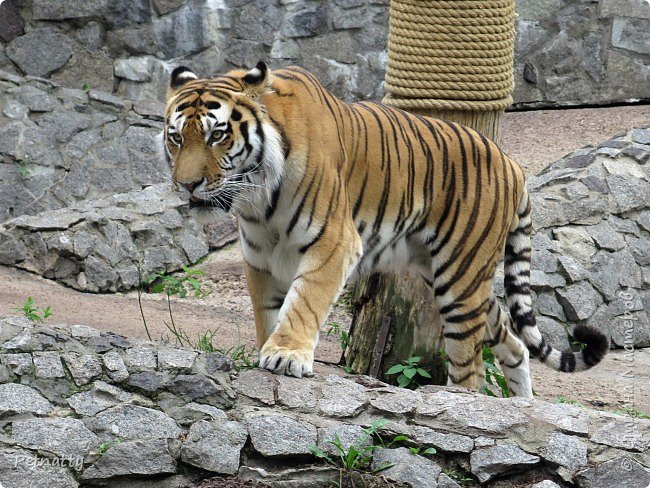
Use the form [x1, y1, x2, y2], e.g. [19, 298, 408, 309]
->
[437, 473, 462, 488]
[371, 447, 442, 488]
[417, 390, 529, 433]
[167, 402, 228, 426]
[0, 447, 79, 488]
[181, 419, 247, 474]
[591, 420, 649, 452]
[552, 227, 597, 264]
[247, 413, 317, 456]
[590, 252, 624, 301]
[531, 482, 562, 488]
[89, 404, 184, 440]
[102, 350, 129, 382]
[470, 444, 540, 483]
[81, 438, 176, 479]
[530, 270, 566, 290]
[158, 346, 198, 371]
[6, 29, 73, 77]
[556, 255, 590, 283]
[607, 174, 650, 213]
[535, 316, 570, 350]
[33, 0, 108, 20]
[169, 374, 222, 402]
[369, 387, 421, 415]
[124, 344, 158, 370]
[12, 417, 99, 458]
[0, 383, 53, 415]
[319, 375, 367, 417]
[557, 281, 603, 321]
[68, 381, 137, 416]
[612, 17, 650, 55]
[0, 234, 28, 265]
[627, 235, 650, 266]
[536, 292, 566, 321]
[0, 353, 33, 375]
[62, 352, 103, 386]
[631, 128, 650, 145]
[89, 90, 127, 109]
[586, 220, 626, 251]
[175, 231, 209, 263]
[542, 432, 588, 471]
[127, 371, 168, 394]
[233, 369, 276, 405]
[576, 456, 650, 488]
[532, 249, 558, 273]
[3, 100, 28, 119]
[203, 351, 235, 374]
[33, 351, 65, 378]
[114, 56, 154, 82]
[410, 425, 474, 453]
[153, 0, 188, 15]
[276, 375, 318, 409]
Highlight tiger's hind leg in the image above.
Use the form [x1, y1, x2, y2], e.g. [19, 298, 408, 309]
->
[484, 294, 533, 398]
[436, 290, 489, 391]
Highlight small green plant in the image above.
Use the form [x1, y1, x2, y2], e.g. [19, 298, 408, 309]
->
[555, 396, 585, 408]
[385, 356, 432, 389]
[480, 346, 511, 398]
[13, 297, 52, 323]
[444, 467, 474, 486]
[147, 265, 211, 299]
[408, 446, 437, 456]
[82, 83, 89, 91]
[16, 155, 34, 180]
[214, 343, 258, 371]
[613, 405, 650, 419]
[94, 437, 121, 456]
[326, 322, 350, 352]
[309, 419, 394, 475]
[140, 265, 211, 345]
[570, 339, 587, 351]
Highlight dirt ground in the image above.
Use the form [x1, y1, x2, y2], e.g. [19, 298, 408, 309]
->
[1, 105, 649, 414]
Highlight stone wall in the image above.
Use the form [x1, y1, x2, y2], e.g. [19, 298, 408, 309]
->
[0, 0, 648, 108]
[0, 69, 166, 223]
[0, 315, 648, 487]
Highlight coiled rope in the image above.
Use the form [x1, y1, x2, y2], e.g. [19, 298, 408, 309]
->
[383, 0, 516, 112]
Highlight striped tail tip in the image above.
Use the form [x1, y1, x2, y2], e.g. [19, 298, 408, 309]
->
[571, 324, 609, 370]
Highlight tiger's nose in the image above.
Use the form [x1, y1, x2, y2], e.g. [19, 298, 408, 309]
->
[178, 179, 203, 193]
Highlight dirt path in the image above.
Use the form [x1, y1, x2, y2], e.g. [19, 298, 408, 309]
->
[2, 105, 649, 414]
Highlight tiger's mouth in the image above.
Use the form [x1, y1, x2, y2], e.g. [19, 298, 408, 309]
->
[189, 193, 234, 212]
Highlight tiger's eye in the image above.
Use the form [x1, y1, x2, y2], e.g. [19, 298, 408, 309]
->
[208, 130, 226, 145]
[169, 132, 183, 145]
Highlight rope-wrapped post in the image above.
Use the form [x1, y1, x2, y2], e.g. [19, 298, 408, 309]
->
[345, 0, 516, 382]
[384, 0, 515, 143]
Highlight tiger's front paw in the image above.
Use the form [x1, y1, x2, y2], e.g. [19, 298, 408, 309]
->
[259, 341, 314, 378]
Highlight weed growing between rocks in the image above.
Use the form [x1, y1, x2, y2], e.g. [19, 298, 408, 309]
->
[385, 356, 433, 389]
[13, 297, 52, 323]
[308, 419, 441, 487]
[136, 263, 258, 370]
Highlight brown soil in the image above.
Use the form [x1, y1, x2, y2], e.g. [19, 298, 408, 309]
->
[2, 105, 649, 414]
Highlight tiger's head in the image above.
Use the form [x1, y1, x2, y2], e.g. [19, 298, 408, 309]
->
[162, 62, 284, 220]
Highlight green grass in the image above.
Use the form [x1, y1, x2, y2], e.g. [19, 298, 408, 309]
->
[613, 405, 650, 420]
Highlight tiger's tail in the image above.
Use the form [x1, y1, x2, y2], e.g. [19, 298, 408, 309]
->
[504, 187, 609, 372]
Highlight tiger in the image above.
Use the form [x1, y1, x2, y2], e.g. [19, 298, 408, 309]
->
[161, 62, 609, 397]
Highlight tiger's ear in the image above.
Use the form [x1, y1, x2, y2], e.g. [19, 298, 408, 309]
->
[168, 66, 197, 98]
[242, 61, 271, 97]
